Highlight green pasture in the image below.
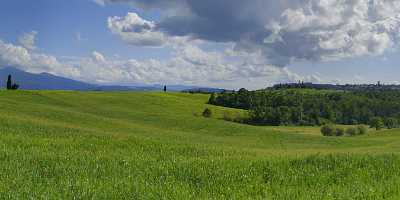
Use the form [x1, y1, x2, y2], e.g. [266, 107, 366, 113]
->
[0, 91, 399, 199]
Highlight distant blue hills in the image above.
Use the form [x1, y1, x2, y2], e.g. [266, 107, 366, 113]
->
[0, 67, 226, 92]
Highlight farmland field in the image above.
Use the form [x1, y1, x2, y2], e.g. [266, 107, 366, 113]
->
[0, 91, 400, 199]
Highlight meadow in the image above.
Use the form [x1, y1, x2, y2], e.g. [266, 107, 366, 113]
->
[0, 91, 400, 199]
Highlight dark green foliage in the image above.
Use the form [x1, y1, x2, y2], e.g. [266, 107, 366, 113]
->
[321, 124, 335, 136]
[11, 84, 19, 90]
[384, 117, 399, 129]
[210, 89, 400, 126]
[346, 127, 358, 136]
[163, 85, 167, 92]
[208, 93, 216, 104]
[370, 117, 384, 130]
[6, 75, 19, 90]
[6, 74, 12, 90]
[202, 108, 212, 118]
[214, 88, 250, 110]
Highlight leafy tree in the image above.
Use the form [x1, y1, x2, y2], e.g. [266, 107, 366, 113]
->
[369, 117, 384, 130]
[208, 93, 216, 104]
[384, 117, 398, 129]
[236, 88, 250, 109]
[202, 108, 212, 118]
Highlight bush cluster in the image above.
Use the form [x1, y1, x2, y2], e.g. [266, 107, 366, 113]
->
[321, 125, 368, 137]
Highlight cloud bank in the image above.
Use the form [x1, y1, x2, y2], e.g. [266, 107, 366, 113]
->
[0, 33, 303, 89]
[102, 0, 400, 66]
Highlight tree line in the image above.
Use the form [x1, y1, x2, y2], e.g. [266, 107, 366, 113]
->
[208, 88, 400, 127]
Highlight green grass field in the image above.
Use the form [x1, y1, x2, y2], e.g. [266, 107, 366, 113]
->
[1, 91, 400, 199]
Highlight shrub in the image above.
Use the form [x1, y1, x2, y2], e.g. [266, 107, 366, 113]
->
[223, 111, 246, 123]
[11, 84, 19, 90]
[321, 125, 347, 137]
[202, 108, 212, 118]
[223, 111, 234, 122]
[335, 127, 345, 136]
[357, 125, 368, 135]
[321, 124, 335, 136]
[345, 127, 358, 136]
[234, 113, 245, 123]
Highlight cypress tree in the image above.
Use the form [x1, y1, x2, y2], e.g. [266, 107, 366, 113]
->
[6, 75, 12, 90]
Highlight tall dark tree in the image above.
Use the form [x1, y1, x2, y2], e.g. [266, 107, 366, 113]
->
[163, 85, 167, 92]
[6, 75, 12, 90]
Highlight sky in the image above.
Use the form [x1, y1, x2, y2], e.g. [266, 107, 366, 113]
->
[0, 0, 400, 90]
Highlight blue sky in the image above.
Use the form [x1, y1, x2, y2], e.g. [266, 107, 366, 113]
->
[0, 0, 399, 89]
[0, 0, 168, 59]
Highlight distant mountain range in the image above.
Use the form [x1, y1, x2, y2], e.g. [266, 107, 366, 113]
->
[0, 67, 225, 92]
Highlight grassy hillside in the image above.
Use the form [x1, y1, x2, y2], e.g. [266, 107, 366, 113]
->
[1, 91, 400, 199]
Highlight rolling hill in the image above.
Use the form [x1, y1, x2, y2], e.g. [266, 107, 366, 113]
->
[0, 67, 226, 92]
[1, 90, 400, 199]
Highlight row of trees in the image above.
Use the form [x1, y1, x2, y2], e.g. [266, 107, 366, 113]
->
[209, 89, 400, 126]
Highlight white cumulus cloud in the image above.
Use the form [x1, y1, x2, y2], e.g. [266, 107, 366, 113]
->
[108, 12, 188, 47]
[17, 31, 38, 51]
[0, 32, 305, 89]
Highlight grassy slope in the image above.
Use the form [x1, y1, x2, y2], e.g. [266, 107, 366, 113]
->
[0, 91, 400, 199]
